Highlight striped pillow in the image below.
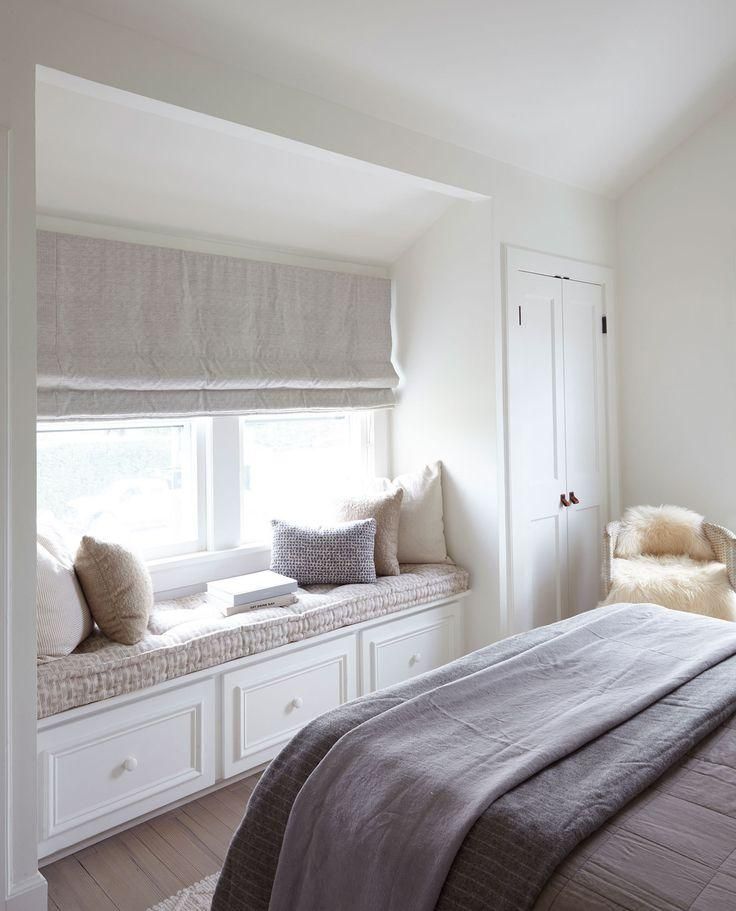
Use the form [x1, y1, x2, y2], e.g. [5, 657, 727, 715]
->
[37, 540, 93, 658]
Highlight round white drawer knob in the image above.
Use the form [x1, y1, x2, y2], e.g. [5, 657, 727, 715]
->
[123, 757, 138, 772]
[291, 697, 304, 709]
[410, 653, 422, 665]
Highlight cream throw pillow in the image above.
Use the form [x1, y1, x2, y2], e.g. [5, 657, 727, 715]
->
[376, 462, 448, 564]
[74, 536, 153, 645]
[36, 540, 93, 658]
[335, 488, 403, 576]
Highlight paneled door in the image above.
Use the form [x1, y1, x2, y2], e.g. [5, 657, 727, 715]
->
[507, 269, 568, 632]
[562, 280, 606, 616]
[506, 250, 610, 632]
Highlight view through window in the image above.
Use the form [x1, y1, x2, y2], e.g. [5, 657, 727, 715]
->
[37, 412, 375, 560]
[37, 420, 202, 559]
[240, 412, 371, 543]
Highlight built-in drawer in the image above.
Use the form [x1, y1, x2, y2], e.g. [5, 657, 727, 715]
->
[222, 635, 357, 777]
[360, 602, 463, 693]
[38, 679, 215, 858]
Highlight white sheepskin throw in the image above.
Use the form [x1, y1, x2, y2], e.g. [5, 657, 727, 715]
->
[604, 555, 736, 621]
[614, 504, 715, 561]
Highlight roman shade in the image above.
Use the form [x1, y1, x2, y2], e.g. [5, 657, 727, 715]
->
[37, 231, 397, 420]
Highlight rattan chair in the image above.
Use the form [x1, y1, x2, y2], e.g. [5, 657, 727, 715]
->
[602, 518, 736, 597]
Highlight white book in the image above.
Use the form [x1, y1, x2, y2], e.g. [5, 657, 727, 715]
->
[211, 591, 299, 617]
[207, 570, 298, 607]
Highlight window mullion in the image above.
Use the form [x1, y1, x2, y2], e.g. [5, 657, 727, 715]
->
[207, 415, 242, 551]
[369, 410, 389, 477]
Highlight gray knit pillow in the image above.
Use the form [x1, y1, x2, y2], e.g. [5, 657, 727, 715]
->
[270, 519, 377, 585]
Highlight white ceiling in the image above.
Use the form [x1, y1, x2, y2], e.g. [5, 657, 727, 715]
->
[56, 0, 736, 196]
[36, 81, 460, 265]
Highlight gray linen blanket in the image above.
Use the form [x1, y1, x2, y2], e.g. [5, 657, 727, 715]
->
[212, 604, 736, 911]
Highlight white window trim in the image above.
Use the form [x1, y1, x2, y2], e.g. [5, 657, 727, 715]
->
[148, 542, 271, 598]
[207, 415, 242, 551]
[37, 417, 207, 561]
[147, 416, 209, 560]
[371, 408, 391, 477]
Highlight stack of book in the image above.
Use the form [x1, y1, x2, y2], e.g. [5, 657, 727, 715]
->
[207, 570, 299, 617]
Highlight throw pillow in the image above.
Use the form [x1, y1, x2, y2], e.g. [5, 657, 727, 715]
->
[36, 541, 94, 658]
[74, 536, 153, 645]
[376, 462, 448, 563]
[335, 488, 403, 576]
[270, 519, 377, 585]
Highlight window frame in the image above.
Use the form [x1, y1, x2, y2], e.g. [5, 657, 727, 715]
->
[237, 410, 375, 546]
[37, 410, 382, 594]
[37, 416, 209, 561]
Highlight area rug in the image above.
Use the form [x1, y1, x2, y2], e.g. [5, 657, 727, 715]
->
[147, 873, 219, 911]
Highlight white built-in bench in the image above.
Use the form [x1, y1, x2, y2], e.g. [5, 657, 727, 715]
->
[37, 563, 469, 860]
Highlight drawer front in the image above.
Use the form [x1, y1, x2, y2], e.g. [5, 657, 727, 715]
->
[361, 603, 462, 693]
[38, 679, 215, 857]
[223, 635, 357, 777]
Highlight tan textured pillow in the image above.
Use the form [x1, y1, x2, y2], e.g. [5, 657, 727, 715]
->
[335, 488, 403, 576]
[74, 536, 153, 645]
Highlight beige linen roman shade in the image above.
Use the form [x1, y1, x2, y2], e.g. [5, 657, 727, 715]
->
[37, 231, 397, 419]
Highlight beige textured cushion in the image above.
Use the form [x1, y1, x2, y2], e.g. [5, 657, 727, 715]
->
[376, 462, 448, 563]
[74, 536, 153, 645]
[335, 489, 403, 576]
[36, 541, 93, 658]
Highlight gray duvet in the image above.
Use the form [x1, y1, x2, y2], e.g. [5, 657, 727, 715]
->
[213, 605, 736, 911]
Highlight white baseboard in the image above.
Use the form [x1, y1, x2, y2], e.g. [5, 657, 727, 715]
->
[4, 873, 47, 911]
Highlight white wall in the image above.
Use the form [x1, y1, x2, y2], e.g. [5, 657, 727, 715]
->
[392, 185, 615, 650]
[617, 99, 736, 529]
[2, 3, 614, 905]
[391, 200, 496, 650]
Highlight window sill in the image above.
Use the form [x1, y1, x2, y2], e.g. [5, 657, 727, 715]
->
[149, 543, 271, 598]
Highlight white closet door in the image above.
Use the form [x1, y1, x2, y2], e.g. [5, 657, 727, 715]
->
[562, 280, 607, 615]
[507, 270, 568, 632]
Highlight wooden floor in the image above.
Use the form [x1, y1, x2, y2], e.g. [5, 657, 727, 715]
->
[43, 773, 260, 911]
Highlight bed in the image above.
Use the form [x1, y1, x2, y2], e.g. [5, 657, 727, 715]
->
[212, 602, 736, 911]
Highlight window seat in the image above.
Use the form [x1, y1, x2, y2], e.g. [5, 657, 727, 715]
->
[37, 562, 469, 719]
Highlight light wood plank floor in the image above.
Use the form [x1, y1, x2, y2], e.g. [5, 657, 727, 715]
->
[44, 773, 260, 911]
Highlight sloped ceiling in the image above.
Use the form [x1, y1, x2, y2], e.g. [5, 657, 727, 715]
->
[56, 0, 736, 196]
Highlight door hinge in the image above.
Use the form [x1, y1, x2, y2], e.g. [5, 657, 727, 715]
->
[602, 315, 608, 334]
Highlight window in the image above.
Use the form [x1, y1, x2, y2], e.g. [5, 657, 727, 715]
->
[37, 419, 205, 560]
[240, 412, 373, 544]
[37, 411, 376, 563]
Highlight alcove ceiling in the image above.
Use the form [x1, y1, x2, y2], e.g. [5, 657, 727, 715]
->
[36, 77, 468, 265]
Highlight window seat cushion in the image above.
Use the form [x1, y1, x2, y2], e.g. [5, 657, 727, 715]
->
[37, 563, 469, 719]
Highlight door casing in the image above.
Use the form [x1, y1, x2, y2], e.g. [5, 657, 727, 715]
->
[502, 245, 619, 635]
